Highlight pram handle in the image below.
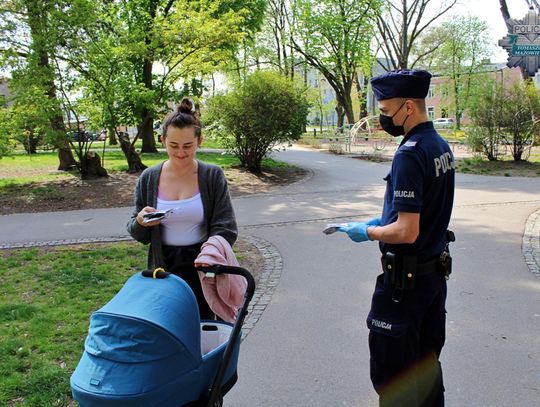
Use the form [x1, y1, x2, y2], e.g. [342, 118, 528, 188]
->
[197, 264, 256, 407]
[196, 264, 256, 303]
[143, 263, 256, 407]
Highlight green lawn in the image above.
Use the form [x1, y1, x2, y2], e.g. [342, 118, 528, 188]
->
[0, 243, 148, 407]
[0, 149, 241, 187]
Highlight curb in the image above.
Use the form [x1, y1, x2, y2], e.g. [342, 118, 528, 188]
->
[0, 235, 133, 250]
[241, 235, 283, 339]
[523, 208, 540, 279]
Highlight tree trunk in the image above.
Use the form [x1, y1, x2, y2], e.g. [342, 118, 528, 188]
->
[108, 125, 118, 145]
[356, 73, 368, 119]
[24, 131, 39, 154]
[344, 99, 355, 125]
[81, 151, 108, 179]
[139, 57, 157, 153]
[342, 85, 355, 125]
[336, 105, 345, 129]
[119, 132, 147, 173]
[57, 147, 75, 170]
[25, 0, 76, 170]
[140, 0, 158, 154]
[140, 106, 157, 153]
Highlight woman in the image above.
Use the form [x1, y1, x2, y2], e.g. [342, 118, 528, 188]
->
[127, 97, 237, 319]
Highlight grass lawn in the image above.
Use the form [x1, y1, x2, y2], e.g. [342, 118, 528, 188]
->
[0, 146, 291, 188]
[456, 154, 540, 177]
[0, 243, 148, 406]
[0, 150, 241, 187]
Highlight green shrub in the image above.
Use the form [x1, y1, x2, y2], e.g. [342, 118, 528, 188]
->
[207, 71, 310, 172]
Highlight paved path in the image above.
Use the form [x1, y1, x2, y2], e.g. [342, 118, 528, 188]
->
[1, 146, 539, 406]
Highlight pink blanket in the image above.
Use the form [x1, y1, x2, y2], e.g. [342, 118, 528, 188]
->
[195, 236, 247, 322]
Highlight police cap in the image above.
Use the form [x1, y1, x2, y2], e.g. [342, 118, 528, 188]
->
[370, 69, 432, 101]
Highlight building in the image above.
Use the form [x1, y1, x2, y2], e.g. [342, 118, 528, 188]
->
[330, 59, 526, 127]
[425, 64, 523, 124]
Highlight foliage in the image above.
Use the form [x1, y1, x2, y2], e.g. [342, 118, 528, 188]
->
[468, 79, 539, 161]
[468, 79, 505, 161]
[419, 15, 494, 129]
[0, 0, 265, 170]
[207, 70, 310, 171]
[0, 106, 17, 157]
[0, 243, 151, 406]
[244, 0, 295, 78]
[499, 81, 540, 161]
[290, 0, 381, 126]
[0, 0, 71, 155]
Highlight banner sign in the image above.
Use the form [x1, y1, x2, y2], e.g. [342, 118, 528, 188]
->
[499, 9, 540, 77]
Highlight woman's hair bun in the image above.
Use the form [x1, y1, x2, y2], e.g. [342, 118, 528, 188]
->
[177, 97, 195, 114]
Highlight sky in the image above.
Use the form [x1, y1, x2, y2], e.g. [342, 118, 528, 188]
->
[444, 0, 531, 62]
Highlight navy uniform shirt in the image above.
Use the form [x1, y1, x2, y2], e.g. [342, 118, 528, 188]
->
[380, 121, 455, 262]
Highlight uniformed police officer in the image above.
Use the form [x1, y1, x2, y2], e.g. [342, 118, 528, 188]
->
[335, 69, 455, 407]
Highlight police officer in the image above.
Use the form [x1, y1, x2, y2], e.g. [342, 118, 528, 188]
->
[336, 69, 455, 407]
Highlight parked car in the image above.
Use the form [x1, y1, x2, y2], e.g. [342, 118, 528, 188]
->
[433, 118, 455, 128]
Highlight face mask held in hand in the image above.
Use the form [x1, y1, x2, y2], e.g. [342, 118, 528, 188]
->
[379, 101, 409, 137]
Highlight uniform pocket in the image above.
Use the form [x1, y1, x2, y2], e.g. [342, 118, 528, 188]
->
[366, 312, 408, 338]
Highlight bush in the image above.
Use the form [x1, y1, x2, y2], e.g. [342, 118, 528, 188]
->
[206, 71, 310, 172]
[469, 79, 539, 161]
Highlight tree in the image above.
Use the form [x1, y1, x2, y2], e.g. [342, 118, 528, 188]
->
[119, 0, 266, 153]
[376, 0, 457, 71]
[499, 81, 539, 161]
[221, 0, 267, 80]
[469, 78, 539, 162]
[468, 79, 506, 161]
[290, 0, 380, 127]
[0, 0, 77, 170]
[0, 77, 52, 154]
[0, 104, 17, 157]
[419, 16, 493, 129]
[53, 0, 263, 172]
[207, 70, 309, 171]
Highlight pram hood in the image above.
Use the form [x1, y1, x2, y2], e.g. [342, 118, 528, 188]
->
[85, 272, 202, 366]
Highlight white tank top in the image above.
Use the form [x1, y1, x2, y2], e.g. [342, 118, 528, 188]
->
[157, 193, 207, 246]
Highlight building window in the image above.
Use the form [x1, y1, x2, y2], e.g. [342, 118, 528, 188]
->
[427, 86, 434, 98]
[428, 107, 435, 119]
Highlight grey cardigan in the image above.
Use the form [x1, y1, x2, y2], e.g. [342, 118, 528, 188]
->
[127, 160, 238, 269]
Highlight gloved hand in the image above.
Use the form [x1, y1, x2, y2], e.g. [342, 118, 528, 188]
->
[338, 222, 372, 243]
[366, 217, 381, 227]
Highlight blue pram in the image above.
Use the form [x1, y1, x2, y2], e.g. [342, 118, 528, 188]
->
[70, 265, 255, 407]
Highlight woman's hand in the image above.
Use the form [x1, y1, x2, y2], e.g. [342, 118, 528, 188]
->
[136, 206, 161, 227]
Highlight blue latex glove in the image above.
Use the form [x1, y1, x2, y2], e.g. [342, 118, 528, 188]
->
[338, 222, 372, 242]
[366, 217, 381, 227]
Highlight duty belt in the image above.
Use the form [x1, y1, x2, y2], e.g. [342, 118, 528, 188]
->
[414, 258, 439, 275]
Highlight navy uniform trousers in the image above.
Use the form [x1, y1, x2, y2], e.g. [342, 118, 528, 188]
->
[367, 271, 447, 407]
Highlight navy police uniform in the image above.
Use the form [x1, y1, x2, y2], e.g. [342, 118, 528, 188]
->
[368, 70, 455, 407]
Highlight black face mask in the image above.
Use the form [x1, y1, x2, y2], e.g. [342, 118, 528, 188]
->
[379, 101, 408, 137]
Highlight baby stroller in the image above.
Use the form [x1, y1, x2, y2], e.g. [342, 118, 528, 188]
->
[70, 264, 255, 407]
